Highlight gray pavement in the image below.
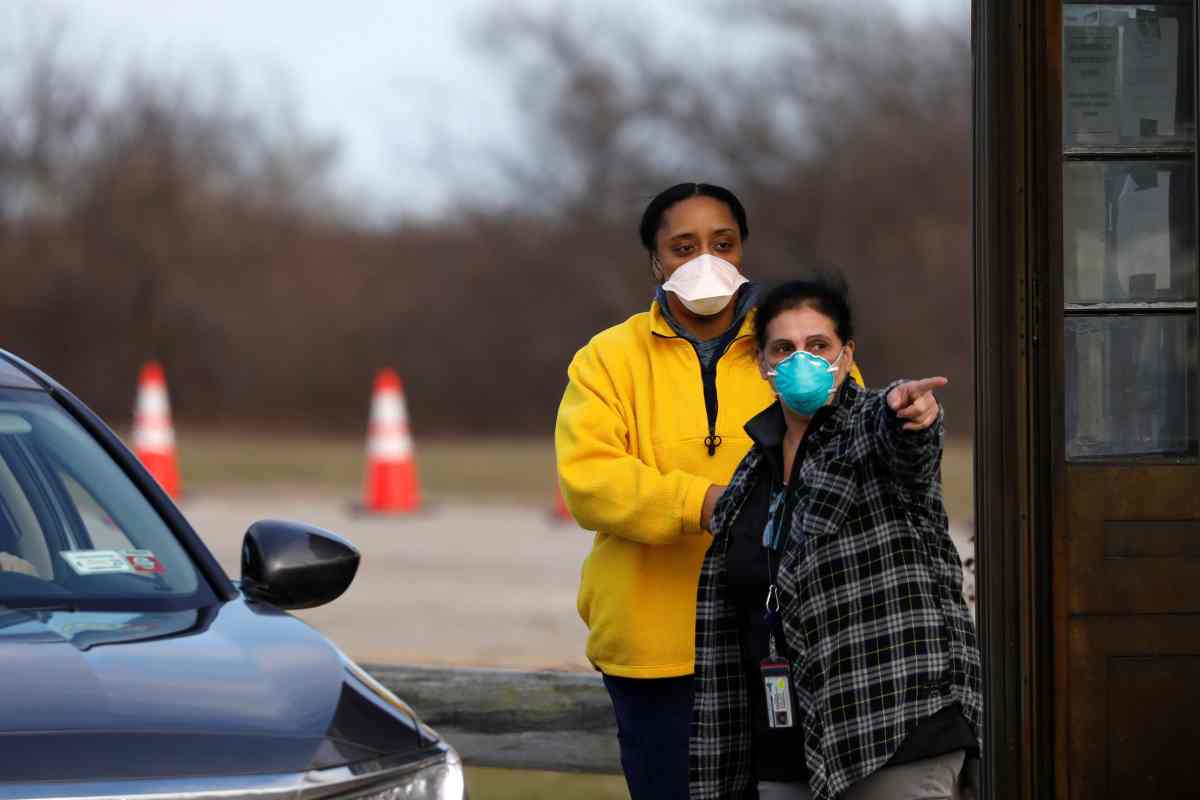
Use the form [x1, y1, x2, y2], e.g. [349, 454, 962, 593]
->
[181, 490, 975, 670]
[183, 491, 595, 670]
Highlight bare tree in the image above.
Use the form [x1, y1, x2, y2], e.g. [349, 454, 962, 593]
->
[0, 3, 973, 436]
[463, 1, 974, 429]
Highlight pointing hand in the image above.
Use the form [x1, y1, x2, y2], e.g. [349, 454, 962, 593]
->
[887, 377, 947, 432]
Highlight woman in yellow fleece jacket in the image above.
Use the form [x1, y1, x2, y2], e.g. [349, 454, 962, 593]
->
[556, 183, 864, 800]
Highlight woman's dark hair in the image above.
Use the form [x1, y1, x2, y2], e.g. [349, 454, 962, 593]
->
[638, 182, 749, 252]
[754, 275, 855, 351]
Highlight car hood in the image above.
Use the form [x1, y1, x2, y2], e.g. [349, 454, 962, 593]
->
[0, 597, 433, 781]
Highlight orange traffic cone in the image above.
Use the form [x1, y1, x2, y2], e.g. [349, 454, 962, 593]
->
[363, 369, 421, 513]
[132, 361, 181, 499]
[554, 485, 573, 522]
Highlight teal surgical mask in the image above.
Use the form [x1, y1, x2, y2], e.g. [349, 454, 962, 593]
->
[767, 348, 845, 416]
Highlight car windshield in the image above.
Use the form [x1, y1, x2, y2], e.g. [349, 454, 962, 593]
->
[0, 387, 215, 610]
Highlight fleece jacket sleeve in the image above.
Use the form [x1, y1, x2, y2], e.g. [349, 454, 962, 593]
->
[555, 346, 711, 545]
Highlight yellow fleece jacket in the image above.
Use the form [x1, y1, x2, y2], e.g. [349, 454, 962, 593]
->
[556, 300, 865, 678]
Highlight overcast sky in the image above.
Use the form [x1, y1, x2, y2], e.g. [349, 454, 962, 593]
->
[22, 0, 968, 220]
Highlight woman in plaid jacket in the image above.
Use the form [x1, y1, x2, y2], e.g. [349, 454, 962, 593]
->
[689, 279, 981, 800]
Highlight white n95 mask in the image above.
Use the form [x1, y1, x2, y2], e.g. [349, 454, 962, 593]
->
[660, 253, 748, 316]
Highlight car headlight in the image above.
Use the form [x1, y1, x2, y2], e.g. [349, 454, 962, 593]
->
[350, 749, 465, 800]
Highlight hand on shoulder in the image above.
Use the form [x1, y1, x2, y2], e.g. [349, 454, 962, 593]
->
[701, 484, 726, 533]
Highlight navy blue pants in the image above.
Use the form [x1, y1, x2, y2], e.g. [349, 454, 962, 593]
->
[602, 673, 694, 800]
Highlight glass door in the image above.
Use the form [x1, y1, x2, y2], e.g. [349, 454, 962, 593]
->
[1060, 3, 1200, 796]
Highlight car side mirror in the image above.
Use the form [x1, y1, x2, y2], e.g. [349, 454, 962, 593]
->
[241, 520, 360, 610]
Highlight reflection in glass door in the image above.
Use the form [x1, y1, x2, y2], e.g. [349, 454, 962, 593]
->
[1059, 4, 1200, 797]
[1063, 3, 1197, 461]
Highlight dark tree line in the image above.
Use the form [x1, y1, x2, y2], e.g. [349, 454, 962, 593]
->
[0, 4, 972, 436]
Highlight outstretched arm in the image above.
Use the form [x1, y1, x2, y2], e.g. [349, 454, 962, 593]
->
[872, 376, 947, 485]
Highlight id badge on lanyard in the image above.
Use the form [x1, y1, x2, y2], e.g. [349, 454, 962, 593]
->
[760, 586, 795, 729]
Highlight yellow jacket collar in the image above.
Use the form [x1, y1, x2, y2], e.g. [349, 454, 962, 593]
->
[649, 298, 758, 342]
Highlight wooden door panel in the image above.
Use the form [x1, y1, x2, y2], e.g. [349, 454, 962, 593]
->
[1067, 466, 1200, 613]
[1068, 615, 1200, 800]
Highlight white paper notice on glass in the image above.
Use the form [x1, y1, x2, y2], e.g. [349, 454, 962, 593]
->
[1115, 168, 1172, 299]
[1064, 24, 1120, 145]
[1120, 15, 1179, 139]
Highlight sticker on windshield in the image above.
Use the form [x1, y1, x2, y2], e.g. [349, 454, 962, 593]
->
[60, 550, 135, 576]
[120, 549, 165, 575]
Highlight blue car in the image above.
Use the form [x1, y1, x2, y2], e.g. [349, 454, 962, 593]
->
[0, 351, 465, 800]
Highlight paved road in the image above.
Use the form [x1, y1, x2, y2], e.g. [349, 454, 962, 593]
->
[182, 490, 975, 670]
[183, 491, 596, 669]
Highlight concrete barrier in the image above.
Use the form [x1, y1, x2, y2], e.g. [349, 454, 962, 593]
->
[366, 663, 980, 798]
[366, 664, 620, 774]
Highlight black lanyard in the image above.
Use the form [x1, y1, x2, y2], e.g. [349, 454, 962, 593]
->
[762, 480, 789, 655]
[763, 440, 801, 648]
[762, 484, 788, 551]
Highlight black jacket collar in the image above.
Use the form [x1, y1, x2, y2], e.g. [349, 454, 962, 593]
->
[744, 378, 862, 470]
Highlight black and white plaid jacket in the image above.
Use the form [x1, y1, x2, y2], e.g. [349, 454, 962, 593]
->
[689, 380, 982, 800]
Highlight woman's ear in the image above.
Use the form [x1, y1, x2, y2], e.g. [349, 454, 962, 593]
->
[839, 340, 857, 386]
[650, 254, 664, 282]
[757, 351, 771, 382]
